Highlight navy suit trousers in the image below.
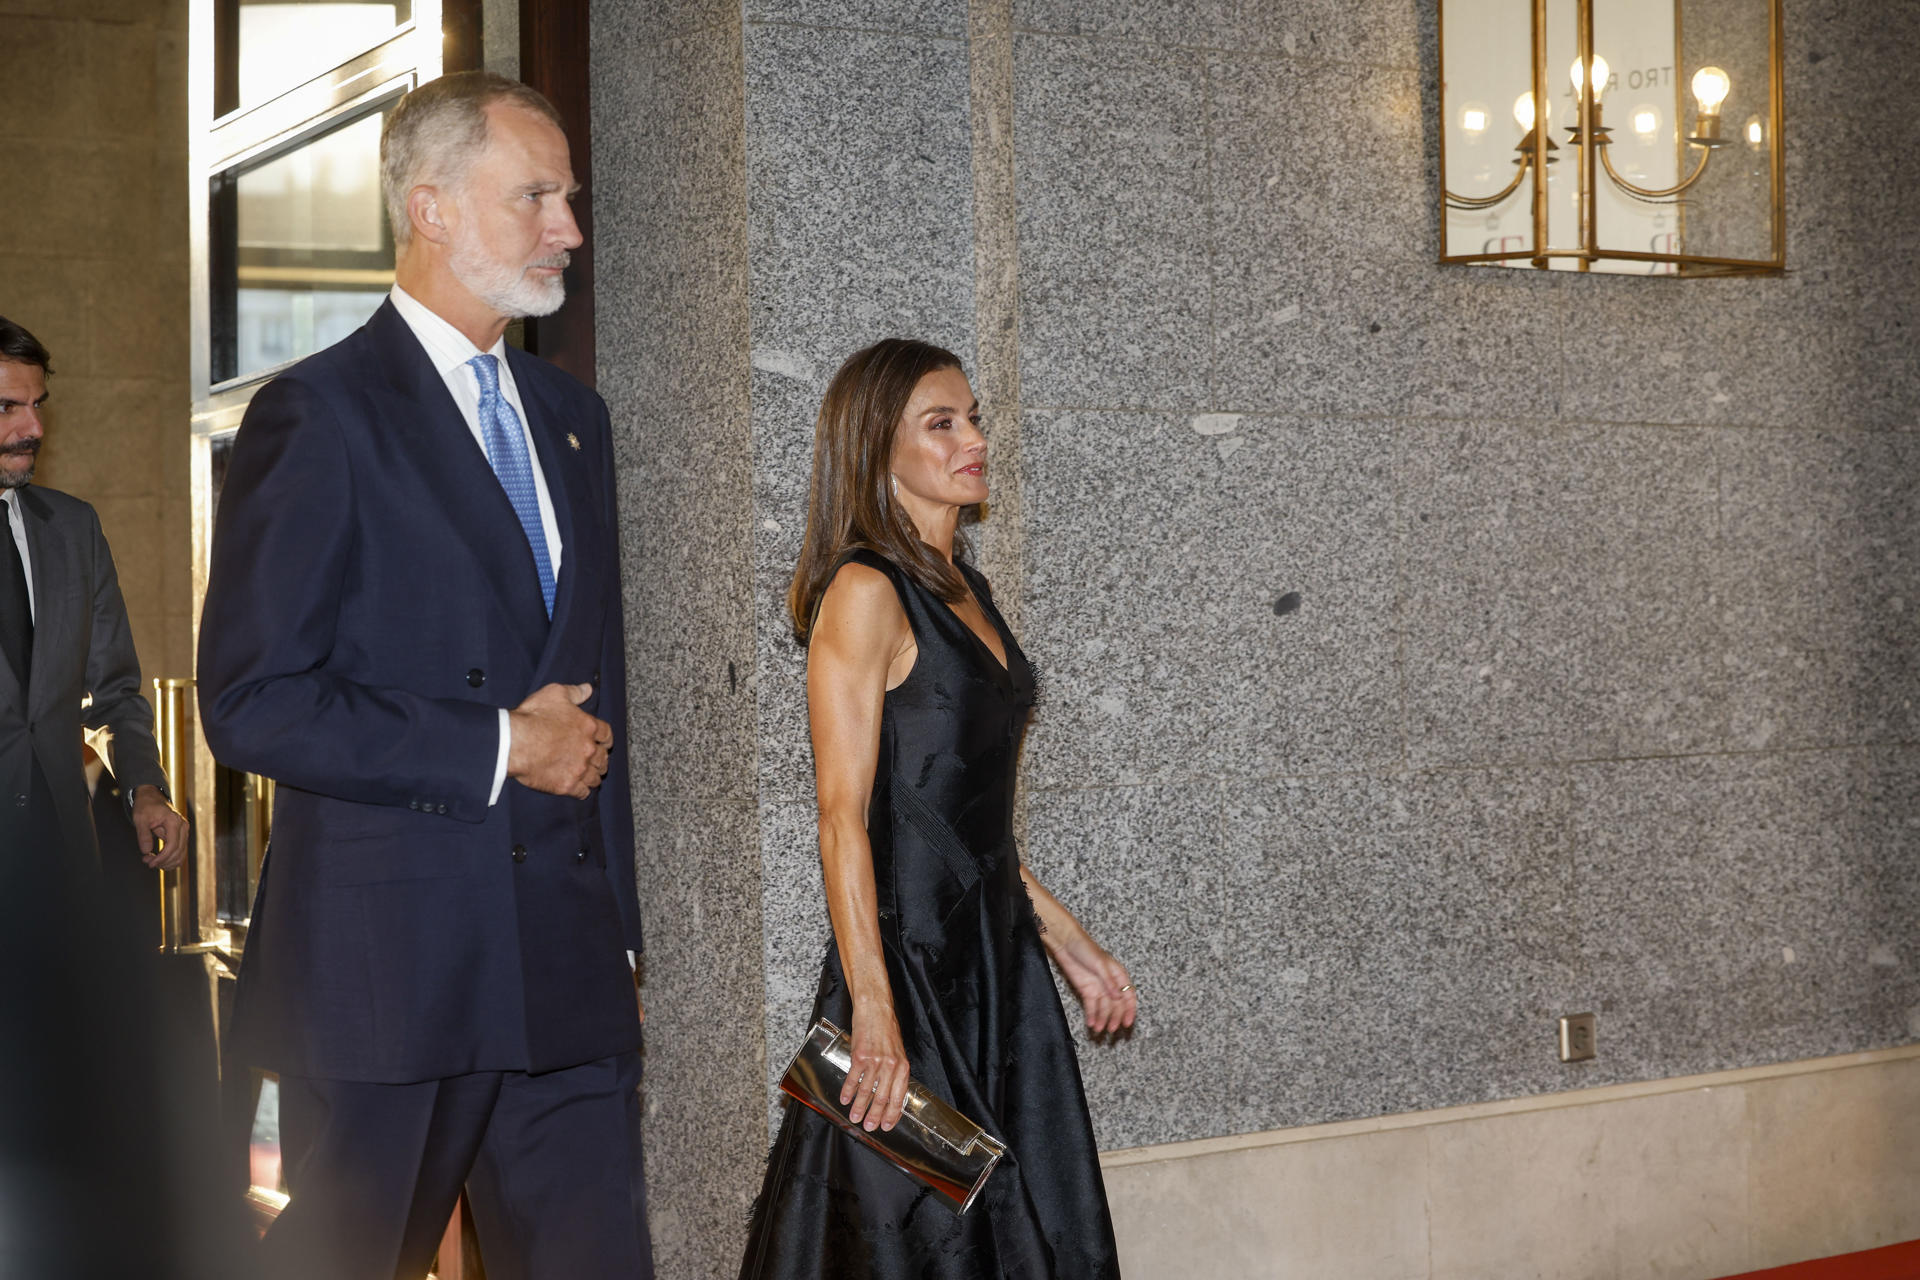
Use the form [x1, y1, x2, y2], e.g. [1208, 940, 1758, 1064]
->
[261, 1049, 653, 1280]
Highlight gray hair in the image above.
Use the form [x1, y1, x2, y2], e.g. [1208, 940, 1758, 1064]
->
[379, 71, 564, 248]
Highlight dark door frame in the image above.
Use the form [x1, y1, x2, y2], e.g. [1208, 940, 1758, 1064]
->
[438, 0, 596, 387]
[517, 0, 596, 387]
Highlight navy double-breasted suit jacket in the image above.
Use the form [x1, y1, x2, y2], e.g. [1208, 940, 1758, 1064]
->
[199, 300, 642, 1084]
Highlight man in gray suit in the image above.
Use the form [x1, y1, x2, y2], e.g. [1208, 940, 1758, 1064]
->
[0, 315, 187, 867]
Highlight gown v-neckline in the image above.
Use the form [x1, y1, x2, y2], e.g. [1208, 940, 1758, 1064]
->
[942, 590, 1010, 675]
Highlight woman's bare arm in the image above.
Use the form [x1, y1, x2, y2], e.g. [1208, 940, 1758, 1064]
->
[808, 562, 916, 1130]
[1020, 867, 1138, 1035]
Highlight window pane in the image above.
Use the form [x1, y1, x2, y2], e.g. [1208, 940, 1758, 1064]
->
[212, 106, 394, 384]
[219, 0, 413, 114]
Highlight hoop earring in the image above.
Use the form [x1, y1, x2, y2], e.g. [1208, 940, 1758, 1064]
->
[890, 473, 899, 497]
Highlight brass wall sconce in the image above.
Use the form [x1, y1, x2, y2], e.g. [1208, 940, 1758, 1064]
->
[1439, 0, 1784, 276]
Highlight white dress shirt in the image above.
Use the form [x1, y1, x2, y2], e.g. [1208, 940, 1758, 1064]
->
[388, 286, 563, 806]
[2, 489, 32, 623]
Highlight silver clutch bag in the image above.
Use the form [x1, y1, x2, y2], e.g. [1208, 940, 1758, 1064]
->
[778, 1018, 1006, 1213]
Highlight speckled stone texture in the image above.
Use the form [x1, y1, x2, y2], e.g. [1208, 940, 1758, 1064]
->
[1019, 410, 1400, 788]
[739, 3, 981, 1132]
[1396, 418, 1728, 766]
[1012, 0, 1422, 68]
[1012, 35, 1211, 411]
[1205, 53, 1559, 420]
[591, 8, 764, 1279]
[739, 14, 978, 810]
[587, 0, 1920, 1268]
[997, 0, 1920, 1164]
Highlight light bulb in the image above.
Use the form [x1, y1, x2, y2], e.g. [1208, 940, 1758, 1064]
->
[1461, 102, 1490, 138]
[1631, 106, 1660, 138]
[1691, 65, 1731, 114]
[1744, 114, 1765, 146]
[1569, 54, 1611, 102]
[1513, 91, 1537, 132]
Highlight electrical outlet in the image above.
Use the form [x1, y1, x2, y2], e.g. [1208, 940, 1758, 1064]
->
[1558, 1012, 1597, 1062]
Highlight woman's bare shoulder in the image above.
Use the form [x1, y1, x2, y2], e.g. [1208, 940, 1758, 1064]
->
[815, 560, 908, 643]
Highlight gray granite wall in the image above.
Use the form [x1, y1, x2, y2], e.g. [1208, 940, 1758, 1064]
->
[593, 0, 1920, 1273]
[592, 5, 765, 1274]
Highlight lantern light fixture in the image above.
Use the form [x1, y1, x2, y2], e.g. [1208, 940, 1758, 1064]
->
[1438, 0, 1784, 276]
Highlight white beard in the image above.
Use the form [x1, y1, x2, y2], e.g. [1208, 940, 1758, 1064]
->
[448, 235, 568, 318]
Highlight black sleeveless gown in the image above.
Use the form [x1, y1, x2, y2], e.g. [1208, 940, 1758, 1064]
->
[739, 550, 1122, 1280]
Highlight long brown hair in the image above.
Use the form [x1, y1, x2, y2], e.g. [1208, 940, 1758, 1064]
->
[788, 338, 975, 641]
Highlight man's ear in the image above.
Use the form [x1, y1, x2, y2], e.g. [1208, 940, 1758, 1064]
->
[407, 185, 452, 246]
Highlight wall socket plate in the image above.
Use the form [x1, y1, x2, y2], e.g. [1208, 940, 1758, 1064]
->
[1559, 1012, 1597, 1062]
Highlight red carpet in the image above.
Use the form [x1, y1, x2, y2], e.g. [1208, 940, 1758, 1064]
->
[1718, 1241, 1920, 1280]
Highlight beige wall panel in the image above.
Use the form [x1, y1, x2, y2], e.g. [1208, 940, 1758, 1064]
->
[0, 141, 156, 257]
[39, 378, 171, 500]
[1599, 1087, 1751, 1280]
[78, 19, 162, 140]
[85, 258, 191, 381]
[0, 0, 181, 23]
[1107, 1128, 1429, 1280]
[1427, 1102, 1615, 1280]
[4, 16, 87, 139]
[1746, 1057, 1920, 1267]
[89, 495, 167, 627]
[0, 253, 94, 378]
[1106, 1053, 1920, 1280]
[0, 0, 190, 695]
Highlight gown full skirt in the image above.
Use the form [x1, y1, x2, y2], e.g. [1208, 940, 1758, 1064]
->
[738, 550, 1122, 1280]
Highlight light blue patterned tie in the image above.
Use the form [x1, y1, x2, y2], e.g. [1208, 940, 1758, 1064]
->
[468, 354, 555, 618]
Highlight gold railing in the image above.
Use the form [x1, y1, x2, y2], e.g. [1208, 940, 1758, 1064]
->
[153, 676, 200, 953]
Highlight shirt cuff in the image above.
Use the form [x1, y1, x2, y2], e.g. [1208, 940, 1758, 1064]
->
[489, 709, 511, 806]
[626, 950, 637, 971]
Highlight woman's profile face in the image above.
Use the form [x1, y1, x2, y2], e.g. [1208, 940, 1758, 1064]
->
[889, 366, 987, 514]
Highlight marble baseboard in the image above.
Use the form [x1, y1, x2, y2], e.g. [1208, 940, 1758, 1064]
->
[1103, 1048, 1920, 1280]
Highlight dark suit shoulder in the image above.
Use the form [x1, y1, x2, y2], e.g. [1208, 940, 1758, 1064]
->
[18, 484, 101, 531]
[236, 343, 368, 443]
[15, 483, 107, 548]
[505, 346, 607, 420]
[255, 322, 381, 403]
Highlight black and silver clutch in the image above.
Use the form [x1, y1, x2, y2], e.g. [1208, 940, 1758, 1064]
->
[778, 1018, 1006, 1213]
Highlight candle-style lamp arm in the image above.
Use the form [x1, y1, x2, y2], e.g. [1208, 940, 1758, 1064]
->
[1445, 150, 1532, 210]
[1598, 139, 1715, 202]
[1443, 129, 1552, 211]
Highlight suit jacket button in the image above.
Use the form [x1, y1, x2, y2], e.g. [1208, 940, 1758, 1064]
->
[12, 794, 24, 807]
[590, 669, 601, 686]
[511, 844, 527, 864]
[436, 804, 447, 814]
[409, 800, 419, 811]
[467, 668, 486, 688]
[574, 848, 588, 864]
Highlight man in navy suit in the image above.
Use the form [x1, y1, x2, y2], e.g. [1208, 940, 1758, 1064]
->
[199, 72, 651, 1280]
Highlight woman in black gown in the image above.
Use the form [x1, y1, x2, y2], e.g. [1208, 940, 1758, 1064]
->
[740, 339, 1135, 1280]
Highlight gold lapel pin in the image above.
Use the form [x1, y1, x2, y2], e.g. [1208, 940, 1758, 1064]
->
[566, 432, 581, 452]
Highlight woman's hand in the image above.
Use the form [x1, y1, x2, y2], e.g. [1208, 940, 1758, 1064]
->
[1019, 867, 1139, 1036]
[843, 999, 911, 1132]
[1051, 931, 1138, 1036]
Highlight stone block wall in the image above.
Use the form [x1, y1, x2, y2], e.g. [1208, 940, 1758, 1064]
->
[592, 2, 1920, 1273]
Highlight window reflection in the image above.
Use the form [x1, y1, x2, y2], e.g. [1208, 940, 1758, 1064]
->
[212, 106, 394, 384]
[250, 1074, 285, 1200]
[218, 0, 412, 114]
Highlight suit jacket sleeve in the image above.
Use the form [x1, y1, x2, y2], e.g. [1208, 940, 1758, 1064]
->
[78, 503, 167, 797]
[197, 375, 498, 819]
[594, 399, 644, 954]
